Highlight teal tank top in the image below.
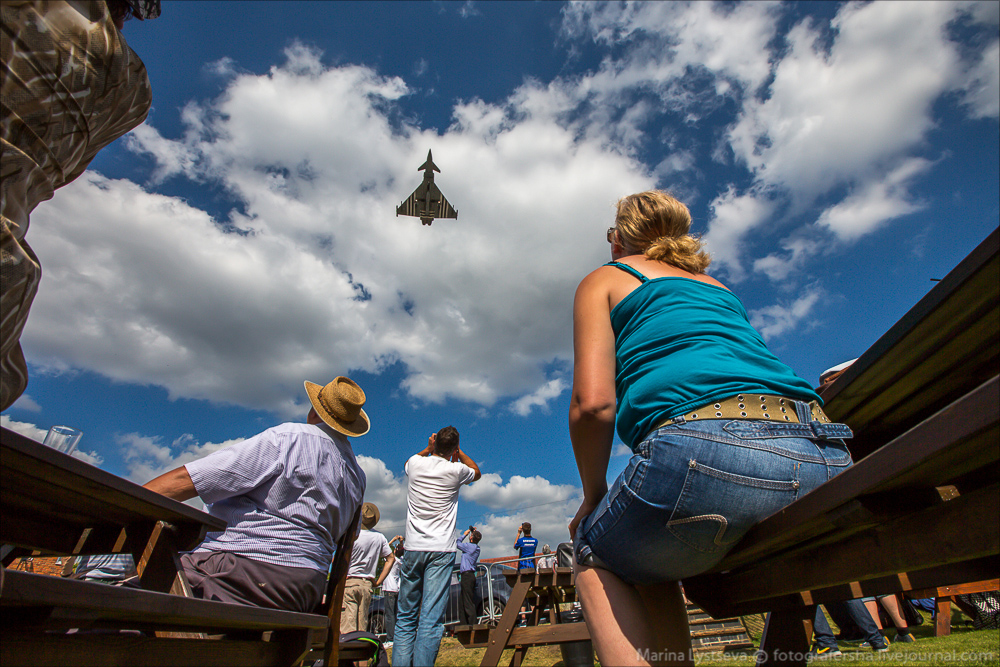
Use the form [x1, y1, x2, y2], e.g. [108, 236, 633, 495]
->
[606, 262, 822, 451]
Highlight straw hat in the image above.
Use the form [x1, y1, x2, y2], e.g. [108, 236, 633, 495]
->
[361, 502, 380, 529]
[304, 377, 370, 437]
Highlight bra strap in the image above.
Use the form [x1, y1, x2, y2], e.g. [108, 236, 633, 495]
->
[604, 261, 648, 283]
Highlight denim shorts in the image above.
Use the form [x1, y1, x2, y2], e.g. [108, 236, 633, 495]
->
[575, 416, 853, 585]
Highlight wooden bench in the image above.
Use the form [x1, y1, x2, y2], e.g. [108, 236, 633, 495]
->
[1, 427, 368, 666]
[903, 579, 999, 637]
[455, 566, 592, 667]
[683, 228, 998, 666]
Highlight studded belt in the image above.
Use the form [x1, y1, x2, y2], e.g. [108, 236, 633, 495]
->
[654, 394, 833, 428]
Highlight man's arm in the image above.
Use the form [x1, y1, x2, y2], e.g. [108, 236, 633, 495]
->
[418, 433, 436, 457]
[375, 553, 395, 588]
[514, 525, 523, 549]
[143, 466, 199, 502]
[453, 447, 481, 482]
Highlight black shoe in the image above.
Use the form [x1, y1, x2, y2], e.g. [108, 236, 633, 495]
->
[809, 645, 843, 659]
[860, 636, 890, 652]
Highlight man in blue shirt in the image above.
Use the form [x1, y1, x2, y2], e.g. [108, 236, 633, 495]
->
[456, 526, 482, 626]
[513, 523, 538, 570]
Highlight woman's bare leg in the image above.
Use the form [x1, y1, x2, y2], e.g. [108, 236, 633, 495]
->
[878, 594, 908, 632]
[575, 564, 693, 666]
[864, 599, 884, 629]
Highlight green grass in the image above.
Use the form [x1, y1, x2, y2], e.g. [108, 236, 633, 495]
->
[397, 606, 998, 666]
[696, 625, 998, 666]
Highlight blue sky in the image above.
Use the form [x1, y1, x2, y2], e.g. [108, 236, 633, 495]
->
[3, 1, 998, 559]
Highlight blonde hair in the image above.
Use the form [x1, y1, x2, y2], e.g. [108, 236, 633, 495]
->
[614, 191, 710, 273]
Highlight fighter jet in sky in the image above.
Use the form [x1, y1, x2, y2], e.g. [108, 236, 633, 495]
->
[396, 150, 458, 226]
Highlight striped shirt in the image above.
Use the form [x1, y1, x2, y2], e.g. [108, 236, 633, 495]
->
[185, 422, 365, 572]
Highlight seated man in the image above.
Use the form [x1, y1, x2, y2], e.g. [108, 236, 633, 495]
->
[143, 376, 369, 613]
[341, 502, 394, 633]
[69, 553, 138, 587]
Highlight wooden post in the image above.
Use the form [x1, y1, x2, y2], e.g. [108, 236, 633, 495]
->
[756, 607, 814, 667]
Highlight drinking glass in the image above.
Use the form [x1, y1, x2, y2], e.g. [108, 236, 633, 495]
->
[43, 426, 82, 455]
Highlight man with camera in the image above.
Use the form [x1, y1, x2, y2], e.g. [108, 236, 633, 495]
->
[456, 526, 483, 626]
[392, 426, 481, 666]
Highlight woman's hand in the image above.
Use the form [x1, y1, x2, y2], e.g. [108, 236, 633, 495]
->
[569, 495, 603, 540]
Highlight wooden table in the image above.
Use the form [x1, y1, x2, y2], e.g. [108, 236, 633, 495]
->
[2, 426, 225, 593]
[682, 229, 999, 665]
[1, 426, 330, 666]
[454, 566, 592, 667]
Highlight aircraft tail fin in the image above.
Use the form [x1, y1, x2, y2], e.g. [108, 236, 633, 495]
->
[418, 149, 440, 173]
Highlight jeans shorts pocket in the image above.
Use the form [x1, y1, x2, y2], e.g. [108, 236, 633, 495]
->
[666, 459, 800, 554]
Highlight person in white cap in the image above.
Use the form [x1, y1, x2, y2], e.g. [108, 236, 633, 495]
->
[341, 502, 395, 633]
[143, 376, 369, 613]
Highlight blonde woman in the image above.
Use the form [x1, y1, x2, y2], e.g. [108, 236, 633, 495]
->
[569, 191, 854, 665]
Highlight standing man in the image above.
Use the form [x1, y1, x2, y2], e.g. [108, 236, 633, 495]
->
[456, 526, 483, 626]
[514, 522, 538, 570]
[342, 502, 395, 634]
[143, 376, 369, 613]
[392, 426, 481, 667]
[381, 535, 405, 646]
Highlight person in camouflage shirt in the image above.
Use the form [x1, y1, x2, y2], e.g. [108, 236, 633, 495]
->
[1, 0, 159, 410]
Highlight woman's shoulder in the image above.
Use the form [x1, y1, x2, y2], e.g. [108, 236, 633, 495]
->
[623, 257, 731, 292]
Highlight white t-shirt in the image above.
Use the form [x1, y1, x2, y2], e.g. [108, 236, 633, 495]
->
[382, 557, 402, 593]
[348, 529, 392, 579]
[404, 454, 477, 552]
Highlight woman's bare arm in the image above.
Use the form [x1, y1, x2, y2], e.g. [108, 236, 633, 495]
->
[568, 269, 618, 537]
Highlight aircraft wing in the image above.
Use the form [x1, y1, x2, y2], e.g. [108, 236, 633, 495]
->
[396, 182, 458, 221]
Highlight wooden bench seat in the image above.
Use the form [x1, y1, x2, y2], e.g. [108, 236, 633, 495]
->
[683, 376, 998, 616]
[1, 569, 329, 634]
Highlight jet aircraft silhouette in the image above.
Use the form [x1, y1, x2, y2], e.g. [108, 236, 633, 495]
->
[396, 150, 458, 226]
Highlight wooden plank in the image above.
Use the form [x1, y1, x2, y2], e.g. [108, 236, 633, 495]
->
[455, 623, 493, 648]
[756, 608, 814, 667]
[507, 621, 591, 646]
[822, 229, 998, 460]
[0, 512, 83, 555]
[1, 428, 225, 534]
[1, 570, 327, 633]
[481, 578, 533, 667]
[320, 505, 362, 667]
[685, 484, 999, 617]
[698, 376, 998, 574]
[936, 598, 953, 637]
[905, 579, 999, 599]
[0, 632, 300, 667]
[503, 567, 575, 588]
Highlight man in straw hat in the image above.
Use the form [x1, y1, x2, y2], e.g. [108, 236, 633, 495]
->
[392, 426, 481, 667]
[143, 376, 369, 613]
[341, 502, 395, 633]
